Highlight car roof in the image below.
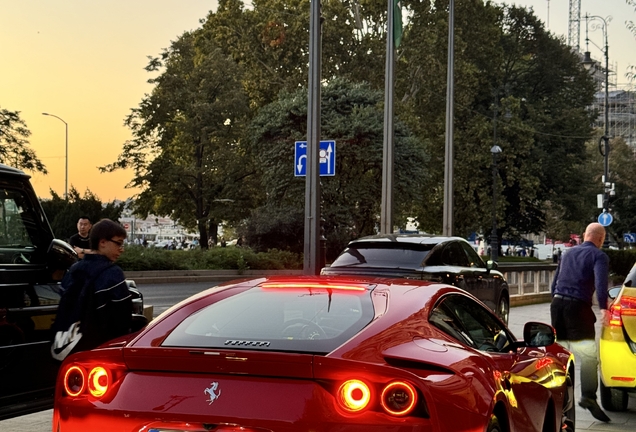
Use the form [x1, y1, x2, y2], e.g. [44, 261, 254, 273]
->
[348, 234, 466, 246]
[0, 163, 30, 178]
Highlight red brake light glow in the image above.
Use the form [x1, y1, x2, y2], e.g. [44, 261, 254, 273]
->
[337, 379, 371, 412]
[62, 362, 123, 399]
[380, 381, 417, 416]
[63, 365, 86, 397]
[88, 366, 110, 398]
[260, 282, 367, 291]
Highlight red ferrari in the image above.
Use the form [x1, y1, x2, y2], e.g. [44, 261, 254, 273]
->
[53, 276, 575, 432]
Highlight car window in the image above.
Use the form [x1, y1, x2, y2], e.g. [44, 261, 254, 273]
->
[330, 243, 434, 268]
[460, 242, 486, 269]
[162, 285, 375, 354]
[0, 189, 36, 251]
[440, 242, 470, 267]
[429, 294, 512, 352]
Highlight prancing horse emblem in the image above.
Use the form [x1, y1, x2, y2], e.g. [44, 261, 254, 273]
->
[204, 382, 222, 405]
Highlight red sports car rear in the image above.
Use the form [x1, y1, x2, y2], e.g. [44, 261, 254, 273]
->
[54, 276, 574, 432]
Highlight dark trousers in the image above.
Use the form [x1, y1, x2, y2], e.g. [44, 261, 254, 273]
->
[551, 296, 599, 400]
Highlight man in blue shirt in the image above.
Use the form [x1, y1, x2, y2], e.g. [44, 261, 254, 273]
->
[551, 222, 610, 422]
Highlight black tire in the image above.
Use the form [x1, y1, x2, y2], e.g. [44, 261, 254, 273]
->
[561, 369, 575, 432]
[497, 296, 509, 325]
[600, 380, 628, 411]
[487, 414, 502, 432]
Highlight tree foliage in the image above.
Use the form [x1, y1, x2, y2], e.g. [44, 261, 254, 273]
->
[40, 187, 124, 240]
[397, 2, 596, 242]
[108, 0, 604, 256]
[101, 30, 254, 248]
[247, 79, 428, 257]
[0, 107, 46, 173]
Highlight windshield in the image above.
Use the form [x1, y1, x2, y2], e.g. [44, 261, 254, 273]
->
[330, 242, 434, 268]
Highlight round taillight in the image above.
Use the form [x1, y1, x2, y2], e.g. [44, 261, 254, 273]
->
[64, 365, 86, 397]
[380, 381, 417, 416]
[87, 366, 110, 398]
[337, 379, 371, 412]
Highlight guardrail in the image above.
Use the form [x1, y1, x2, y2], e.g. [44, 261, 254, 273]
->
[125, 264, 558, 306]
[498, 263, 557, 306]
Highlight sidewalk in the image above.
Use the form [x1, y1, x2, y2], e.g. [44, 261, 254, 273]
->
[3, 303, 635, 431]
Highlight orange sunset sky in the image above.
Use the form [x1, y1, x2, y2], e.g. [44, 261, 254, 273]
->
[1, 1, 634, 202]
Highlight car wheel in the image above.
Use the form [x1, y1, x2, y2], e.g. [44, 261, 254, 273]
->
[486, 414, 502, 432]
[497, 296, 509, 324]
[600, 380, 628, 411]
[561, 369, 575, 432]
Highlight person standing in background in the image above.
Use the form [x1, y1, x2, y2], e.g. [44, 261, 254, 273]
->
[550, 222, 610, 422]
[68, 216, 92, 258]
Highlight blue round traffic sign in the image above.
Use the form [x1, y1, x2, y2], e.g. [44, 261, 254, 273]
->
[598, 212, 613, 227]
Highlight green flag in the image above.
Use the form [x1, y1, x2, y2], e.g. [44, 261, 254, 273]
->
[393, 0, 403, 48]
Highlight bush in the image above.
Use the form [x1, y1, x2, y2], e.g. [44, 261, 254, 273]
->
[116, 245, 303, 271]
[604, 248, 636, 281]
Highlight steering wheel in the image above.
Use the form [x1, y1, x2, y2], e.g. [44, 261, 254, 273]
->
[281, 318, 327, 340]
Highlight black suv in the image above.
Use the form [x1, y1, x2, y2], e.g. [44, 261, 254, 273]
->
[321, 234, 510, 324]
[0, 163, 144, 419]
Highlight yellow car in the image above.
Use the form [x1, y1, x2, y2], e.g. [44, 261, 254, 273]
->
[599, 268, 636, 411]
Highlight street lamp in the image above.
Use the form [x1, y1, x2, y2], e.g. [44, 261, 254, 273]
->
[42, 112, 68, 199]
[490, 145, 502, 262]
[581, 14, 611, 212]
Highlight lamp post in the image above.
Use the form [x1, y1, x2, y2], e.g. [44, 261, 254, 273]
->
[42, 112, 68, 199]
[490, 145, 502, 262]
[581, 14, 610, 212]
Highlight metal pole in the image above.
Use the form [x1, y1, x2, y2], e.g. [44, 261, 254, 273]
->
[603, 27, 610, 210]
[42, 112, 68, 199]
[583, 15, 611, 211]
[303, 0, 322, 275]
[491, 90, 499, 262]
[442, 0, 455, 236]
[65, 121, 68, 200]
[491, 150, 499, 262]
[381, 0, 395, 234]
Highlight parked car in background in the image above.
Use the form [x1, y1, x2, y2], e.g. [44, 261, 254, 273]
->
[0, 163, 146, 420]
[322, 234, 510, 323]
[53, 275, 574, 431]
[599, 265, 636, 411]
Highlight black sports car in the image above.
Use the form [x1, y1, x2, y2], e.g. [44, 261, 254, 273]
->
[321, 234, 510, 323]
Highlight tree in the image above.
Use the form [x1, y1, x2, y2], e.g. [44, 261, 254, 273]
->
[247, 79, 428, 258]
[0, 107, 46, 173]
[398, 2, 596, 241]
[203, 0, 389, 108]
[102, 30, 253, 248]
[40, 187, 124, 240]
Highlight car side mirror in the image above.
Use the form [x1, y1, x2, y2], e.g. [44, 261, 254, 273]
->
[486, 260, 498, 272]
[608, 286, 622, 300]
[523, 322, 556, 347]
[46, 239, 78, 281]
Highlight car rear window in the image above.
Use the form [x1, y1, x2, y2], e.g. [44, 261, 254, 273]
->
[161, 284, 375, 354]
[330, 242, 434, 268]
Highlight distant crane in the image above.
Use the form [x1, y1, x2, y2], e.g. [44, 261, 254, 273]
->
[568, 0, 581, 51]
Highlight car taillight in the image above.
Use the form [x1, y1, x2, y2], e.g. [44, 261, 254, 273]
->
[87, 366, 110, 397]
[608, 295, 636, 328]
[337, 379, 371, 412]
[63, 366, 85, 397]
[336, 379, 419, 417]
[380, 381, 417, 416]
[62, 362, 124, 399]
